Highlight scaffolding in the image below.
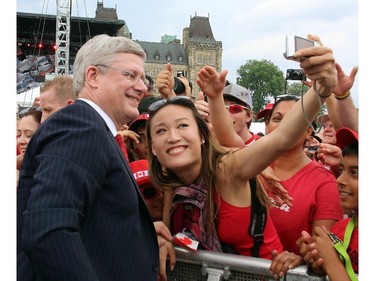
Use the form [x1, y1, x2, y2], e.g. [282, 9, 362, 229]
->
[55, 0, 71, 75]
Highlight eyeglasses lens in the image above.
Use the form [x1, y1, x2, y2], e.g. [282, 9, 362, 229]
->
[227, 104, 244, 114]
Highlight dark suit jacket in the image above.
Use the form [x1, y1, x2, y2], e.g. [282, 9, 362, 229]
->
[17, 100, 159, 280]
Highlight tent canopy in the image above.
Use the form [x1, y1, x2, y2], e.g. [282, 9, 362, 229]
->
[17, 86, 40, 111]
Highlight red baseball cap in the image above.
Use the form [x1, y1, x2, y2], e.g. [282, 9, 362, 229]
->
[129, 159, 151, 187]
[335, 127, 358, 149]
[256, 103, 274, 120]
[128, 113, 149, 132]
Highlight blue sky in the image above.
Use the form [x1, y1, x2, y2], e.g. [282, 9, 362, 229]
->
[16, 0, 359, 106]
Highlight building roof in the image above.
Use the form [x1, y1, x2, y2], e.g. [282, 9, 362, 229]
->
[137, 41, 188, 65]
[188, 16, 216, 43]
[95, 3, 118, 20]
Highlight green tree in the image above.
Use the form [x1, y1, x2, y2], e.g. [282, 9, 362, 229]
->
[286, 81, 308, 96]
[236, 59, 284, 116]
[286, 81, 326, 118]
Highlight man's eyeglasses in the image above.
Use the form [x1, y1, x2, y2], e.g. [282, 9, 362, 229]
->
[225, 104, 248, 114]
[148, 96, 191, 113]
[95, 64, 148, 86]
[141, 186, 157, 199]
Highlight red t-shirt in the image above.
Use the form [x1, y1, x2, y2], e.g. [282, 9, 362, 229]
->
[269, 161, 343, 254]
[244, 132, 260, 146]
[216, 195, 283, 259]
[331, 218, 358, 274]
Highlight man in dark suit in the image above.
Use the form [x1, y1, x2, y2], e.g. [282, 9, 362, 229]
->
[17, 34, 173, 281]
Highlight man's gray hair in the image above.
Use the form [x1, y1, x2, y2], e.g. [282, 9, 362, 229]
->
[73, 34, 146, 95]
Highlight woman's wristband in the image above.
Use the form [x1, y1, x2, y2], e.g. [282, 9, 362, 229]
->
[334, 91, 350, 100]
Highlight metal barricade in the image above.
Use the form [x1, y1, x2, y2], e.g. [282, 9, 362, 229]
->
[166, 246, 327, 281]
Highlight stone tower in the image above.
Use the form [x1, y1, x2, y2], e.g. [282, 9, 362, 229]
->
[138, 14, 222, 98]
[183, 14, 223, 97]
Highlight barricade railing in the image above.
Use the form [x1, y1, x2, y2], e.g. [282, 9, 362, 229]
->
[166, 246, 328, 281]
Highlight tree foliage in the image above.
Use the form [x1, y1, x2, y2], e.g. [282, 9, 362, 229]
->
[235, 59, 284, 117]
[287, 81, 308, 96]
[235, 59, 327, 121]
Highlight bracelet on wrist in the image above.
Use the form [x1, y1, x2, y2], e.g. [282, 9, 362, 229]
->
[313, 81, 331, 98]
[334, 91, 351, 100]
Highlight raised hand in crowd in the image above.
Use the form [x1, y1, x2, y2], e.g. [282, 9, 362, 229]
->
[332, 63, 358, 97]
[326, 63, 358, 132]
[156, 63, 175, 98]
[156, 63, 192, 99]
[194, 91, 211, 122]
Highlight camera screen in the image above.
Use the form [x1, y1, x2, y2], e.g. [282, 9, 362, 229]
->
[295, 36, 315, 51]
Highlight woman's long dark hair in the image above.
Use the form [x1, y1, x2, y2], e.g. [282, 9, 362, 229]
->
[146, 97, 229, 233]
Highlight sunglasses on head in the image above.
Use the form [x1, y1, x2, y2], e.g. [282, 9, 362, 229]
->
[225, 104, 248, 114]
[18, 106, 42, 118]
[148, 95, 191, 113]
[274, 94, 301, 104]
[141, 186, 157, 199]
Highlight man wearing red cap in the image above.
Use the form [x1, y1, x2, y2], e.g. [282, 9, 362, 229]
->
[256, 102, 274, 135]
[129, 160, 164, 222]
[127, 113, 149, 162]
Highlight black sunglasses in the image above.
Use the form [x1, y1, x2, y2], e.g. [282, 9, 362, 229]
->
[148, 96, 191, 113]
[141, 186, 157, 199]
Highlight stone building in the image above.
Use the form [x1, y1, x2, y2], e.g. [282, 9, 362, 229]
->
[137, 14, 222, 97]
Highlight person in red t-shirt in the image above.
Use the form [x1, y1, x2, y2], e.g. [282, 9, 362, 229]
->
[266, 95, 343, 253]
[297, 127, 358, 280]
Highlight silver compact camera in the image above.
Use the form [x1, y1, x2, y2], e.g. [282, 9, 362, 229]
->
[283, 35, 316, 61]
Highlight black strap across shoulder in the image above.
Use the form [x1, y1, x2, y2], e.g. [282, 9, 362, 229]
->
[248, 177, 267, 257]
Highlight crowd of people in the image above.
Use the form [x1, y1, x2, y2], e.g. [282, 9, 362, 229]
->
[16, 34, 359, 281]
